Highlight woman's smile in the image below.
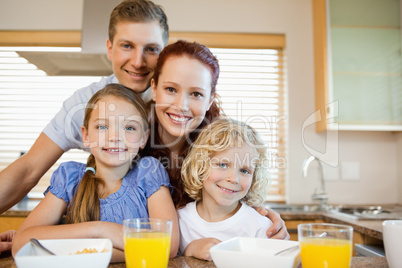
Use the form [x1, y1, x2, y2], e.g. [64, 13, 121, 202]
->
[167, 112, 192, 124]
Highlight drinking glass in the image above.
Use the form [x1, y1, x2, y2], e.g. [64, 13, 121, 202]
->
[298, 223, 353, 268]
[123, 218, 172, 268]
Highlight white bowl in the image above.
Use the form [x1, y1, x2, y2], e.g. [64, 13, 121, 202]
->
[210, 237, 300, 268]
[14, 238, 112, 268]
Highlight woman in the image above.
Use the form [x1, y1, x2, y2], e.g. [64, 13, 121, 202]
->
[144, 40, 289, 241]
[144, 40, 221, 208]
[1, 41, 288, 258]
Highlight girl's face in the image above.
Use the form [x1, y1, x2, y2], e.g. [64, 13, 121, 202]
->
[82, 96, 149, 172]
[202, 143, 259, 210]
[151, 56, 215, 145]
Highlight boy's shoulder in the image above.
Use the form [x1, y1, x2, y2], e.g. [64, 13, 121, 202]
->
[240, 203, 273, 224]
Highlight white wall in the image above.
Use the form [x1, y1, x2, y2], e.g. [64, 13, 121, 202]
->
[0, 0, 400, 205]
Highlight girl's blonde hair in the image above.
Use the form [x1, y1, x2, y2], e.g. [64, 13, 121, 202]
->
[181, 117, 270, 207]
[65, 83, 149, 224]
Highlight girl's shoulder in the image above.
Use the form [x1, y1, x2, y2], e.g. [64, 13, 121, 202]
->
[136, 156, 164, 168]
[53, 161, 85, 181]
[239, 203, 272, 223]
[45, 161, 85, 202]
[125, 157, 169, 185]
[133, 157, 167, 175]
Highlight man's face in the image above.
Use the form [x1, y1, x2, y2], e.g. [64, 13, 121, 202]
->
[107, 21, 165, 94]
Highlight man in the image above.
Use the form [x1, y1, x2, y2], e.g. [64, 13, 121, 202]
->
[0, 0, 167, 215]
[0, 0, 288, 253]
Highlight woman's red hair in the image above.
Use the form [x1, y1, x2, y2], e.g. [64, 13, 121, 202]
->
[144, 40, 223, 208]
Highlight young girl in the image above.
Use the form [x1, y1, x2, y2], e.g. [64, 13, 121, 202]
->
[12, 84, 179, 262]
[178, 117, 272, 261]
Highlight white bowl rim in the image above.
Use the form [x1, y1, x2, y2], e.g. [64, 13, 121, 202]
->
[15, 238, 113, 257]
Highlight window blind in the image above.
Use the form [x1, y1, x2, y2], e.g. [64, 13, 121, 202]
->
[0, 45, 286, 202]
[0, 48, 95, 194]
[210, 48, 286, 202]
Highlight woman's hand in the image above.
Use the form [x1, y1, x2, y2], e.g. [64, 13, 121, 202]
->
[0, 230, 16, 254]
[184, 238, 221, 261]
[265, 209, 290, 239]
[254, 206, 290, 239]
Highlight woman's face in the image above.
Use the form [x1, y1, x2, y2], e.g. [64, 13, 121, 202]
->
[151, 56, 215, 146]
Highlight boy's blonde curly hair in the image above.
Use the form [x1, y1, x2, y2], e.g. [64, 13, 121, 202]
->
[181, 117, 270, 207]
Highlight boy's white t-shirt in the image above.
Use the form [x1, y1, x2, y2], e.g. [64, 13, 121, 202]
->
[177, 201, 273, 255]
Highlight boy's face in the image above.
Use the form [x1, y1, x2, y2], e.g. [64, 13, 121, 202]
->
[107, 21, 165, 95]
[202, 144, 258, 210]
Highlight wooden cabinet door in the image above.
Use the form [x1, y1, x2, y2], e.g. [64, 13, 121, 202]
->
[0, 217, 26, 232]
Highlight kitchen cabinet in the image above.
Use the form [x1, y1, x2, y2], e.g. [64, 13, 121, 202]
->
[313, 0, 402, 132]
[285, 219, 324, 241]
[0, 216, 25, 233]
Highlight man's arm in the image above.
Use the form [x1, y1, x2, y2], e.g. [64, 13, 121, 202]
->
[0, 133, 64, 213]
[0, 230, 16, 254]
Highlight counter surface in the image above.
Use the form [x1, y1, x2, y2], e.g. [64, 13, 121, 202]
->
[1, 198, 41, 217]
[0, 251, 389, 268]
[277, 209, 389, 241]
[1, 200, 392, 241]
[0, 200, 394, 267]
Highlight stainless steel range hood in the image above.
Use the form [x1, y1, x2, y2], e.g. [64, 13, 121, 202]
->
[17, 0, 121, 76]
[16, 51, 113, 76]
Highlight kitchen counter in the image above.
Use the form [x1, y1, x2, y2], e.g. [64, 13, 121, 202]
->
[0, 200, 393, 267]
[1, 200, 390, 242]
[0, 251, 390, 267]
[0, 198, 41, 218]
[322, 213, 384, 240]
[3, 200, 395, 240]
[278, 210, 384, 240]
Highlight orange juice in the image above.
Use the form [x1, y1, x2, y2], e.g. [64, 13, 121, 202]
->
[300, 237, 352, 268]
[124, 231, 171, 268]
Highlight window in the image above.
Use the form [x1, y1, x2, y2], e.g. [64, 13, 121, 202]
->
[0, 32, 287, 202]
[209, 48, 286, 202]
[0, 47, 96, 194]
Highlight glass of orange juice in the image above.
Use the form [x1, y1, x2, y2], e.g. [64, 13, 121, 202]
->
[298, 223, 353, 268]
[123, 218, 172, 268]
